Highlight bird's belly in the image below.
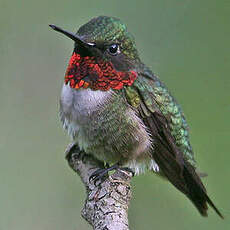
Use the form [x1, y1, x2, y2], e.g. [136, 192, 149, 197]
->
[60, 84, 157, 174]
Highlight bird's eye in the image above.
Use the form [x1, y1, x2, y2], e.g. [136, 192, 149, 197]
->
[108, 44, 120, 55]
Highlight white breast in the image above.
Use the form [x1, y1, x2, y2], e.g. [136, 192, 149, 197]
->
[61, 83, 114, 122]
[60, 83, 114, 139]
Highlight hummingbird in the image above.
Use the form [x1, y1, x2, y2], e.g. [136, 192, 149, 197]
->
[49, 16, 223, 218]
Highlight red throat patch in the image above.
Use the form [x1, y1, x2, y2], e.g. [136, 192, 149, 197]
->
[64, 52, 137, 91]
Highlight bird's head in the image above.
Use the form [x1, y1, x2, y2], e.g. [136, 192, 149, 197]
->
[50, 16, 140, 91]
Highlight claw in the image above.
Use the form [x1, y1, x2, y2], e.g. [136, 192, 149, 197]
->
[88, 164, 134, 185]
[89, 164, 119, 185]
[89, 168, 109, 185]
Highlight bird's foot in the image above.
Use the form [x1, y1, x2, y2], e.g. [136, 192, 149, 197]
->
[89, 164, 118, 184]
[89, 164, 134, 185]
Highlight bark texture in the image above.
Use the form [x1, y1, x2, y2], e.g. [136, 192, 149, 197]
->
[66, 145, 132, 230]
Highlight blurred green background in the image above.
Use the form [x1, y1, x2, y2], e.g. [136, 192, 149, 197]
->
[0, 0, 229, 229]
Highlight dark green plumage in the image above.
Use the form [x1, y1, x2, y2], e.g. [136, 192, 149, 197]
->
[76, 16, 139, 61]
[126, 68, 195, 166]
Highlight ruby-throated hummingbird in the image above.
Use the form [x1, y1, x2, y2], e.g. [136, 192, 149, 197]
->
[49, 16, 223, 218]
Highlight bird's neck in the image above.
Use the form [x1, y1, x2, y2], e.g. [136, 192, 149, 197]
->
[64, 52, 138, 91]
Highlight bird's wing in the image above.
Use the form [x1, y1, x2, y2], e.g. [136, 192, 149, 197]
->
[124, 71, 223, 218]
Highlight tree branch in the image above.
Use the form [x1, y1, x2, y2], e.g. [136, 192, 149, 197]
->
[66, 145, 132, 230]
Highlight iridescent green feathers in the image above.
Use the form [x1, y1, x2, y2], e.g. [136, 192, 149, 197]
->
[76, 16, 140, 61]
[124, 66, 195, 168]
[132, 70, 196, 167]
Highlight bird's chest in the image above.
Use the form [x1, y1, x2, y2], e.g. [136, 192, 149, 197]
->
[60, 84, 150, 163]
[61, 84, 113, 121]
[60, 84, 115, 136]
[60, 84, 123, 147]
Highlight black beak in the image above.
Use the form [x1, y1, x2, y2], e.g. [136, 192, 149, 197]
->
[49, 24, 95, 48]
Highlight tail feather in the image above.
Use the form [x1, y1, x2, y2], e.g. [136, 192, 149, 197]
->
[140, 108, 223, 218]
[183, 163, 223, 218]
[153, 140, 223, 218]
